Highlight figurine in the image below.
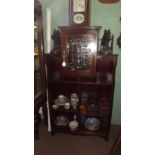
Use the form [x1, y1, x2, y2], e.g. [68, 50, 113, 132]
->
[117, 33, 121, 48]
[51, 29, 61, 54]
[100, 29, 114, 54]
[117, 17, 121, 48]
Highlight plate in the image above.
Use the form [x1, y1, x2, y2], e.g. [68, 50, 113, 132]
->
[54, 96, 69, 106]
[84, 117, 101, 130]
[55, 115, 69, 126]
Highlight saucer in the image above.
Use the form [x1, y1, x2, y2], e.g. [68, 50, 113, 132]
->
[52, 104, 59, 109]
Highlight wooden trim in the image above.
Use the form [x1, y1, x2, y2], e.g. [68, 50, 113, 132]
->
[34, 1, 41, 14]
[34, 90, 46, 102]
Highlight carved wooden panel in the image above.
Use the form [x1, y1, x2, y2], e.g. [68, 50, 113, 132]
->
[59, 26, 101, 78]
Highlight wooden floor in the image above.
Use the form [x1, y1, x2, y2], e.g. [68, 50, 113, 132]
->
[34, 122, 121, 155]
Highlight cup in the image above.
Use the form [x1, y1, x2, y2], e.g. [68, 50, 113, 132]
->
[64, 102, 70, 110]
[52, 104, 59, 109]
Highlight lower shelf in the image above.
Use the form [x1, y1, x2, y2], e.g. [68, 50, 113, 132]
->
[51, 125, 79, 135]
[79, 125, 109, 138]
[51, 124, 110, 140]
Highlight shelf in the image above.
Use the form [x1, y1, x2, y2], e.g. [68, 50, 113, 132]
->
[80, 110, 110, 117]
[52, 125, 68, 134]
[48, 80, 114, 86]
[51, 106, 79, 114]
[51, 122, 109, 139]
[52, 125, 79, 135]
[79, 125, 107, 137]
[51, 122, 108, 138]
[59, 26, 102, 30]
[48, 72, 114, 86]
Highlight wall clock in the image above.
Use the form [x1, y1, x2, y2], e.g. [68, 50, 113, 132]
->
[69, 0, 91, 26]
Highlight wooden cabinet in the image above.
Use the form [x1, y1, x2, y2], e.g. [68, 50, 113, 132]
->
[46, 28, 117, 140]
[34, 0, 47, 140]
[34, 0, 46, 96]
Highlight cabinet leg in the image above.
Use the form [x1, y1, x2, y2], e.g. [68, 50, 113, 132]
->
[34, 113, 41, 140]
[42, 102, 48, 125]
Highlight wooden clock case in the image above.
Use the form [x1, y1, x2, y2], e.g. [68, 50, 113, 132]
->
[69, 0, 91, 26]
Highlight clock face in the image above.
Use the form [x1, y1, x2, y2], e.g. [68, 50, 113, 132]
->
[73, 14, 85, 24]
[73, 0, 85, 12]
